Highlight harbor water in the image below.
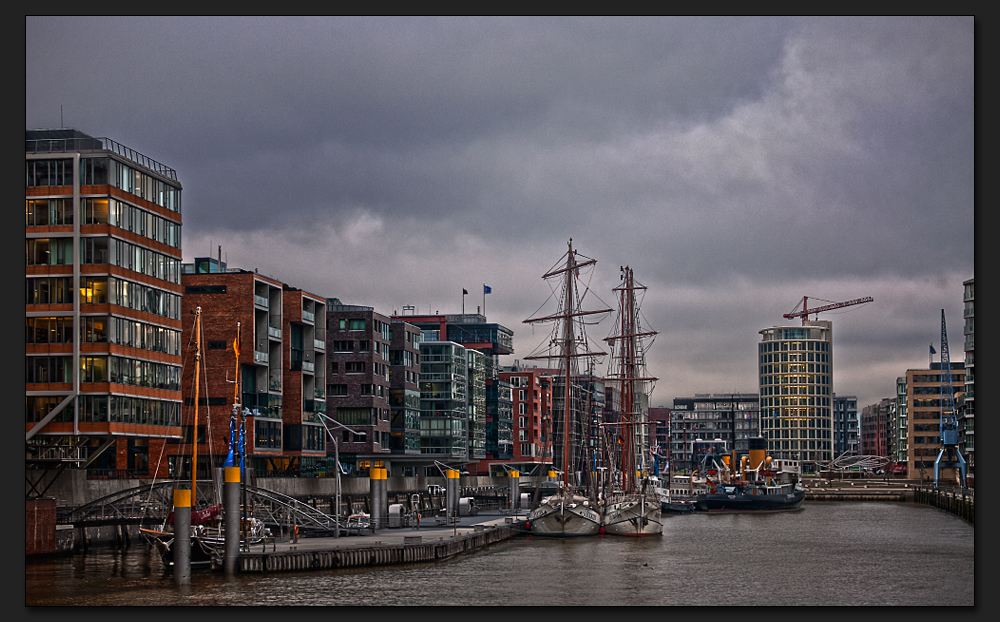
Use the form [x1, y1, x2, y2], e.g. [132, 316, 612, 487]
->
[26, 501, 974, 606]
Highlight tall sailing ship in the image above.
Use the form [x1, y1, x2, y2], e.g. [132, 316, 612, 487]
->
[601, 266, 663, 536]
[522, 239, 610, 537]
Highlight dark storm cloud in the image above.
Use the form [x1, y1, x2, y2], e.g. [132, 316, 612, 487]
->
[26, 16, 974, 409]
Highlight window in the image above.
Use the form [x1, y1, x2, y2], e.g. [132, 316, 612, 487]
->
[26, 238, 73, 265]
[25, 199, 73, 226]
[333, 341, 353, 352]
[25, 317, 73, 344]
[27, 277, 72, 305]
[345, 361, 365, 374]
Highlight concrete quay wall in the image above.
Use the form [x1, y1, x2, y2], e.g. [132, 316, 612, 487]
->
[803, 478, 974, 525]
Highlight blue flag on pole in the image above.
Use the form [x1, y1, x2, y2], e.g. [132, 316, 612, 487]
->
[484, 285, 492, 294]
[930, 344, 936, 355]
[224, 415, 236, 467]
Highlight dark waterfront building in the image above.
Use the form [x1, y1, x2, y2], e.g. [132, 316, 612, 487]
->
[388, 318, 422, 466]
[648, 407, 671, 468]
[669, 394, 760, 472]
[26, 129, 184, 482]
[832, 395, 859, 458]
[325, 299, 393, 475]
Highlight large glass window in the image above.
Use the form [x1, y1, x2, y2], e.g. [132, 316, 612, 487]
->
[26, 199, 72, 226]
[81, 157, 108, 185]
[26, 158, 72, 187]
[26, 277, 73, 305]
[25, 317, 73, 344]
[26, 237, 73, 265]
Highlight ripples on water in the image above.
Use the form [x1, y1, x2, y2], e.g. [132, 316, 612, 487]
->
[25, 502, 973, 606]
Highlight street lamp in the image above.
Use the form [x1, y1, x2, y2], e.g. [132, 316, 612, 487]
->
[317, 413, 364, 538]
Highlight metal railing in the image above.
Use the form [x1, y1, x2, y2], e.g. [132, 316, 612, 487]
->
[26, 136, 178, 181]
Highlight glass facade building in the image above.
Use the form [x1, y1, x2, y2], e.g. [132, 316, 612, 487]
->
[26, 129, 183, 479]
[758, 320, 833, 471]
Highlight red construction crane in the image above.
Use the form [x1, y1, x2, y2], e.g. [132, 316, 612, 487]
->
[783, 295, 873, 325]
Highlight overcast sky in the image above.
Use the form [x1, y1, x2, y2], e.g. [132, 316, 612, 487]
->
[26, 16, 975, 410]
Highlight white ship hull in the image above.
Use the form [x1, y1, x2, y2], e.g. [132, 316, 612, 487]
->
[527, 492, 602, 537]
[602, 494, 663, 537]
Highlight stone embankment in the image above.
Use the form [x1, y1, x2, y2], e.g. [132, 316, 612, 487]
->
[804, 477, 973, 525]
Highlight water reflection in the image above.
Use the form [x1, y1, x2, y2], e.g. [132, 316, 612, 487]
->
[26, 502, 973, 606]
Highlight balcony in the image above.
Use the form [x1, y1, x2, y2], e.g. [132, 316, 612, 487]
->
[268, 325, 282, 340]
[255, 350, 269, 364]
[302, 309, 315, 324]
[314, 338, 325, 351]
[255, 294, 269, 309]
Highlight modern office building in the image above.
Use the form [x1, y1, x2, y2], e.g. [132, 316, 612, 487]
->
[418, 340, 469, 463]
[466, 349, 487, 461]
[758, 320, 834, 471]
[960, 277, 974, 476]
[832, 395, 859, 458]
[26, 129, 183, 483]
[325, 299, 393, 475]
[669, 394, 760, 471]
[483, 374, 514, 469]
[901, 363, 966, 484]
[392, 311, 514, 472]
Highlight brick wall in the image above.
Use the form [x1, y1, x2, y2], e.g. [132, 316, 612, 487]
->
[26, 498, 56, 555]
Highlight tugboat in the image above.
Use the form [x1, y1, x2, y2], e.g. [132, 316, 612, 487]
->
[693, 437, 804, 512]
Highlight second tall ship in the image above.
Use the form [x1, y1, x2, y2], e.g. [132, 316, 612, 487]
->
[600, 266, 663, 536]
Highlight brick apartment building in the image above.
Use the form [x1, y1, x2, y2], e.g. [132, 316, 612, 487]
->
[500, 367, 553, 476]
[325, 299, 393, 475]
[171, 257, 327, 479]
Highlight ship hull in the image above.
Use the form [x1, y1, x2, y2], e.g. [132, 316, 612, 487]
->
[140, 528, 214, 568]
[602, 495, 663, 536]
[694, 488, 804, 512]
[661, 499, 695, 514]
[527, 493, 602, 537]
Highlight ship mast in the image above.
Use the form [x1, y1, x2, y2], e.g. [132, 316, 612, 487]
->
[523, 238, 610, 488]
[191, 307, 202, 507]
[605, 266, 658, 495]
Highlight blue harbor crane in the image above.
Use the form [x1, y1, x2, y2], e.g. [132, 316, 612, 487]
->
[933, 309, 967, 490]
